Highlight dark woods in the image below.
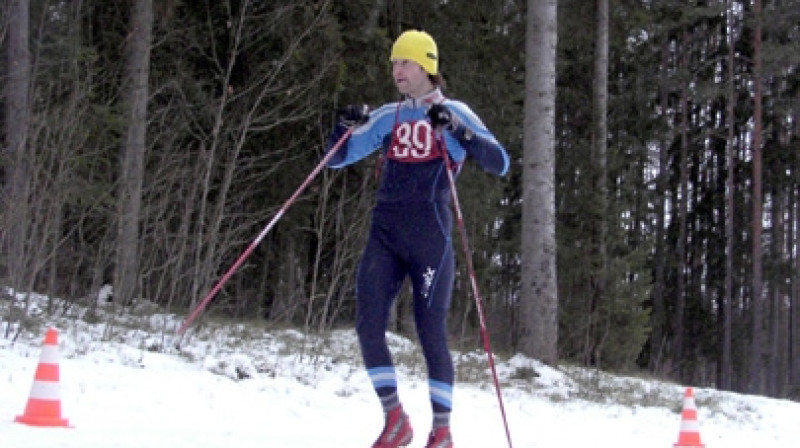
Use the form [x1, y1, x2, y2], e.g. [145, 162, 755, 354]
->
[1, 1, 798, 399]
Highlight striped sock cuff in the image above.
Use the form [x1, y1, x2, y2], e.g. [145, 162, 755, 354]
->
[369, 367, 400, 412]
[433, 411, 451, 428]
[380, 391, 401, 412]
[428, 379, 453, 410]
[367, 366, 398, 390]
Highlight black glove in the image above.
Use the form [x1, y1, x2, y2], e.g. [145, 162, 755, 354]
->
[427, 104, 458, 131]
[336, 104, 369, 127]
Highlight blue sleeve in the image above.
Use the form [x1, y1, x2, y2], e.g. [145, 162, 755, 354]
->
[325, 104, 397, 169]
[442, 100, 509, 176]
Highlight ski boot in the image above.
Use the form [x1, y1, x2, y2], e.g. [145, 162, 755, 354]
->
[372, 406, 413, 448]
[424, 426, 453, 448]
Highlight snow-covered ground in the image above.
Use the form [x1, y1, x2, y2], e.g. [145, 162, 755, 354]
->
[2, 290, 799, 447]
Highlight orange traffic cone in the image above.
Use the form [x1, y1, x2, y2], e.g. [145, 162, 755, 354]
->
[14, 327, 70, 427]
[673, 387, 704, 448]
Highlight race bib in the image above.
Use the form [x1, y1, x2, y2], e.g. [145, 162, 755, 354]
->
[386, 120, 443, 163]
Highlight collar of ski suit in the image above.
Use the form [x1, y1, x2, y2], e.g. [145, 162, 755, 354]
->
[401, 88, 445, 108]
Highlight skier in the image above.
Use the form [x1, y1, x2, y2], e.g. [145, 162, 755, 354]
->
[325, 29, 509, 448]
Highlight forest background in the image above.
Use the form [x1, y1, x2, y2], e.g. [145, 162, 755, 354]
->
[2, 0, 799, 401]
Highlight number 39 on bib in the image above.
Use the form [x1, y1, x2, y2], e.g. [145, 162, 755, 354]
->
[387, 120, 444, 163]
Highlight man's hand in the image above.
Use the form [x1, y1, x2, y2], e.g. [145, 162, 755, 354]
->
[337, 104, 369, 127]
[427, 104, 458, 131]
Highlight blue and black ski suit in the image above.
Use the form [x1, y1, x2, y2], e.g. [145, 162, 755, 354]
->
[326, 88, 509, 417]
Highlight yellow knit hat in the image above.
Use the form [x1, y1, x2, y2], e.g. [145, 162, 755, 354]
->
[390, 30, 438, 75]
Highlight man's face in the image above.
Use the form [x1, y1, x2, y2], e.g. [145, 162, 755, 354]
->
[392, 59, 433, 98]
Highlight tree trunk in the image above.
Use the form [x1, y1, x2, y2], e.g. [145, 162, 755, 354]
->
[749, 0, 765, 394]
[791, 185, 800, 394]
[721, 0, 736, 391]
[519, 0, 558, 366]
[674, 30, 690, 381]
[651, 38, 671, 376]
[586, 0, 609, 366]
[115, 0, 153, 305]
[364, 0, 386, 34]
[770, 190, 787, 397]
[2, 0, 31, 306]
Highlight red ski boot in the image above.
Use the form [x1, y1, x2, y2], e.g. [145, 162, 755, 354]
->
[372, 406, 413, 448]
[424, 426, 454, 448]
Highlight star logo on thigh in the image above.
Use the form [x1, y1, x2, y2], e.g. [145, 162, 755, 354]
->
[422, 266, 436, 298]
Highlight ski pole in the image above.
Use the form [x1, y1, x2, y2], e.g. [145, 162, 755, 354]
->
[173, 126, 356, 347]
[439, 134, 514, 448]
